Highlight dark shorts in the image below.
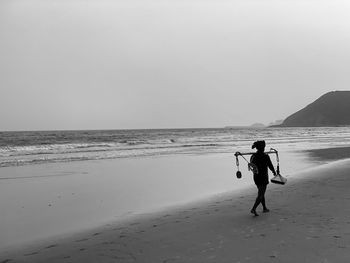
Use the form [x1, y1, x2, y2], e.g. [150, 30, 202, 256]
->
[253, 173, 269, 186]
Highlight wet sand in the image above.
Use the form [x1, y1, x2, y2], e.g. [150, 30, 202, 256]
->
[2, 156, 350, 262]
[0, 154, 247, 251]
[306, 146, 350, 162]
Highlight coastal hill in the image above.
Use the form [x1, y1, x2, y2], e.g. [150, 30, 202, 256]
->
[278, 91, 350, 127]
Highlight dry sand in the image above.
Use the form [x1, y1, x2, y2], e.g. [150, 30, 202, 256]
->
[2, 157, 350, 263]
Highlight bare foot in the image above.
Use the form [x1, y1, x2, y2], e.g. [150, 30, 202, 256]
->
[251, 209, 259, 216]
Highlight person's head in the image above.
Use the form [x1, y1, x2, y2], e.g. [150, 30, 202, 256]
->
[252, 140, 266, 152]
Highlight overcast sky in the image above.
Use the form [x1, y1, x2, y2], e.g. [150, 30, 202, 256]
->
[1, 0, 350, 131]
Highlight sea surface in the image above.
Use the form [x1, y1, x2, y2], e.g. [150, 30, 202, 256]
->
[1, 127, 350, 168]
[1, 127, 350, 250]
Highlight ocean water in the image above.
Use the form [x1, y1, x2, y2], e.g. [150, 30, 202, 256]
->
[1, 127, 350, 249]
[1, 127, 350, 168]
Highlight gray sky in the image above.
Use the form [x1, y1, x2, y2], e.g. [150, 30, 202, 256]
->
[1, 0, 350, 131]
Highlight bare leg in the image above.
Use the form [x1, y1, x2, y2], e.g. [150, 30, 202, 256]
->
[261, 187, 267, 210]
[251, 185, 267, 215]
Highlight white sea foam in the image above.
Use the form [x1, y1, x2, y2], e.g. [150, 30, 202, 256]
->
[0, 127, 350, 167]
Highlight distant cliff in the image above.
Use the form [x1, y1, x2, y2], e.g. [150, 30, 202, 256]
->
[278, 91, 350, 127]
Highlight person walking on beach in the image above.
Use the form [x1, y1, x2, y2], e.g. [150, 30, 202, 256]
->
[250, 140, 277, 216]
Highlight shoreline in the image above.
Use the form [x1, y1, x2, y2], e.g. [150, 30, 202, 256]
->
[0, 148, 319, 251]
[2, 157, 350, 262]
[0, 153, 256, 251]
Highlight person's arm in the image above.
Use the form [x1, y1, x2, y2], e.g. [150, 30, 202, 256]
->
[267, 155, 277, 175]
[249, 154, 259, 174]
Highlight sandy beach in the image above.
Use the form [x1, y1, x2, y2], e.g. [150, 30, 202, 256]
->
[1, 148, 350, 262]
